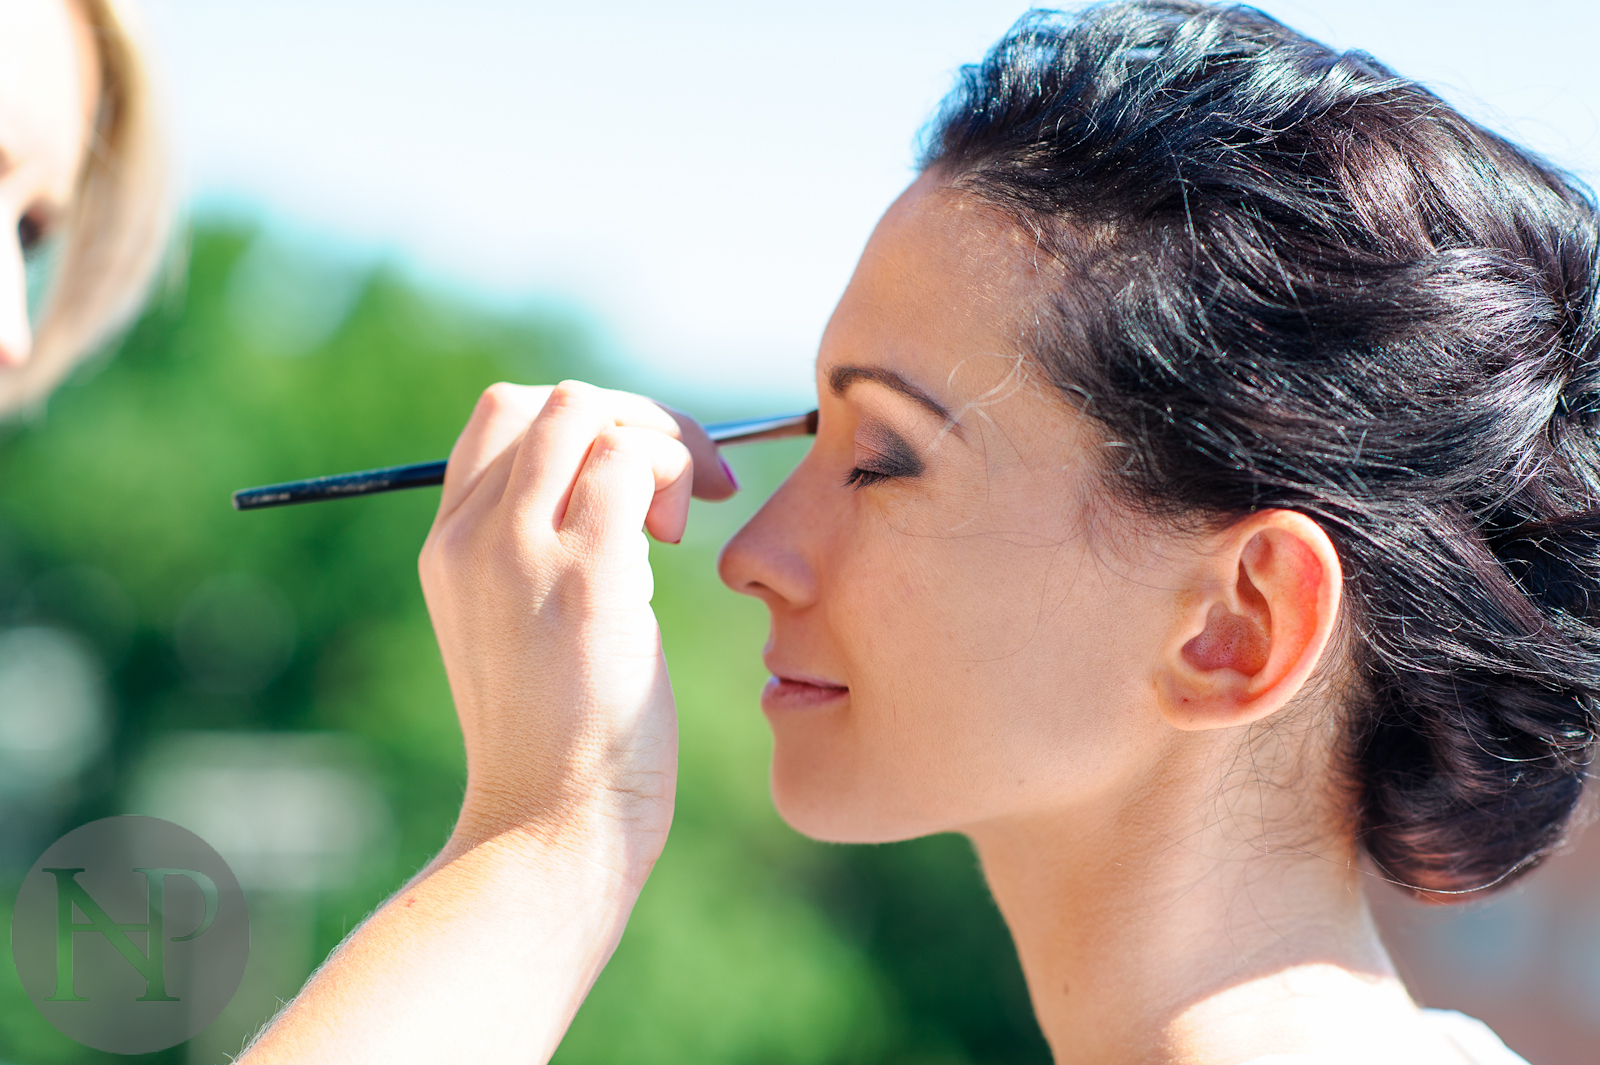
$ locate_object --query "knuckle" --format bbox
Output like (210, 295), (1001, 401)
(592, 424), (627, 448)
(547, 380), (597, 412)
(589, 426), (644, 466)
(476, 382), (551, 424)
(478, 381), (518, 413)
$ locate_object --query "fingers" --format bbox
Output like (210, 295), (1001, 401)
(497, 383), (675, 531)
(659, 405), (739, 502)
(441, 381), (741, 540)
(440, 384), (552, 518)
(562, 426), (696, 549)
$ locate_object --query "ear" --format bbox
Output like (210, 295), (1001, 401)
(1156, 510), (1343, 731)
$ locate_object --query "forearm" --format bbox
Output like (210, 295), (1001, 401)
(240, 822), (648, 1065)
(241, 382), (714, 1061)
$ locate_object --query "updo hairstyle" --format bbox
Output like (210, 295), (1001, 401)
(922, 1), (1600, 897)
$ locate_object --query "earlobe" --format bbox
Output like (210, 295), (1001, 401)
(1158, 512), (1342, 732)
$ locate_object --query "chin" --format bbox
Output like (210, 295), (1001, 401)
(767, 748), (954, 845)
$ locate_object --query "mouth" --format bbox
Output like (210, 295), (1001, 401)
(762, 673), (849, 711)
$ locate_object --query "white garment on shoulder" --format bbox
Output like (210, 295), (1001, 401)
(1236, 1009), (1529, 1065)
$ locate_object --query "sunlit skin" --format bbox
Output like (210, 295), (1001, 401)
(244, 183), (1474, 1062)
(720, 176), (1161, 842)
(717, 173), (1474, 1064)
(718, 174), (1338, 843)
(0, 1), (1487, 1060)
(0, 0), (98, 368)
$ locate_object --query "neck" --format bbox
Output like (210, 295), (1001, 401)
(965, 736), (1421, 1064)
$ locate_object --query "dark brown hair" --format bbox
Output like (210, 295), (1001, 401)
(923, 1), (1600, 896)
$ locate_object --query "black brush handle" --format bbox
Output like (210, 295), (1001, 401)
(232, 460), (449, 510)
(233, 409), (817, 511)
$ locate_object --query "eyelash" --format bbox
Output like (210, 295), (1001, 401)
(843, 466), (893, 489)
(843, 441), (923, 490)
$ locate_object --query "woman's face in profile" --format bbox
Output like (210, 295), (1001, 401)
(0, 0), (98, 368)
(720, 175), (1194, 843)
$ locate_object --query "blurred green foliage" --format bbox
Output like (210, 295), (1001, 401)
(0, 223), (1048, 1064)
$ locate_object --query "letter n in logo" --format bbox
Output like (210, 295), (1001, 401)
(43, 867), (219, 1003)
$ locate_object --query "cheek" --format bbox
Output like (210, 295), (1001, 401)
(766, 458), (1171, 841)
(838, 502), (1085, 697)
(818, 506), (1140, 813)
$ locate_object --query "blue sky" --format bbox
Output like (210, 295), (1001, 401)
(142, 1), (1600, 404)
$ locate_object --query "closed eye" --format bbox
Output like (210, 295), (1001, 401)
(843, 466), (893, 489)
(843, 426), (924, 490)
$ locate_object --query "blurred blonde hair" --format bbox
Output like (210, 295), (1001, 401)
(0, 0), (172, 415)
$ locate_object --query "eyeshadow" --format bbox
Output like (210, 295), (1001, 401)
(857, 424), (924, 478)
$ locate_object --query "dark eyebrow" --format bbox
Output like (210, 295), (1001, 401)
(828, 365), (962, 435)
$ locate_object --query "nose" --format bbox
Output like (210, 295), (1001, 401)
(0, 226), (33, 369)
(717, 455), (825, 611)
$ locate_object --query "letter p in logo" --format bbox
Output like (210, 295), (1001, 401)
(13, 817), (249, 1054)
(44, 866), (220, 1003)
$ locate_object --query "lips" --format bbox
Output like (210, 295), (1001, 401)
(762, 674), (849, 711)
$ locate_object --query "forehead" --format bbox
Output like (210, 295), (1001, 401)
(0, 0), (96, 202)
(821, 173), (1060, 396)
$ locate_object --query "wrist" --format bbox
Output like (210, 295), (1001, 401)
(441, 791), (671, 893)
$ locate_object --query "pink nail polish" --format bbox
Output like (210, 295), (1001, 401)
(719, 456), (740, 491)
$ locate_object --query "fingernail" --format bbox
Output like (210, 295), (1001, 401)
(719, 456), (740, 491)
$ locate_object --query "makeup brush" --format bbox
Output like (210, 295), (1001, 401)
(232, 410), (818, 511)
